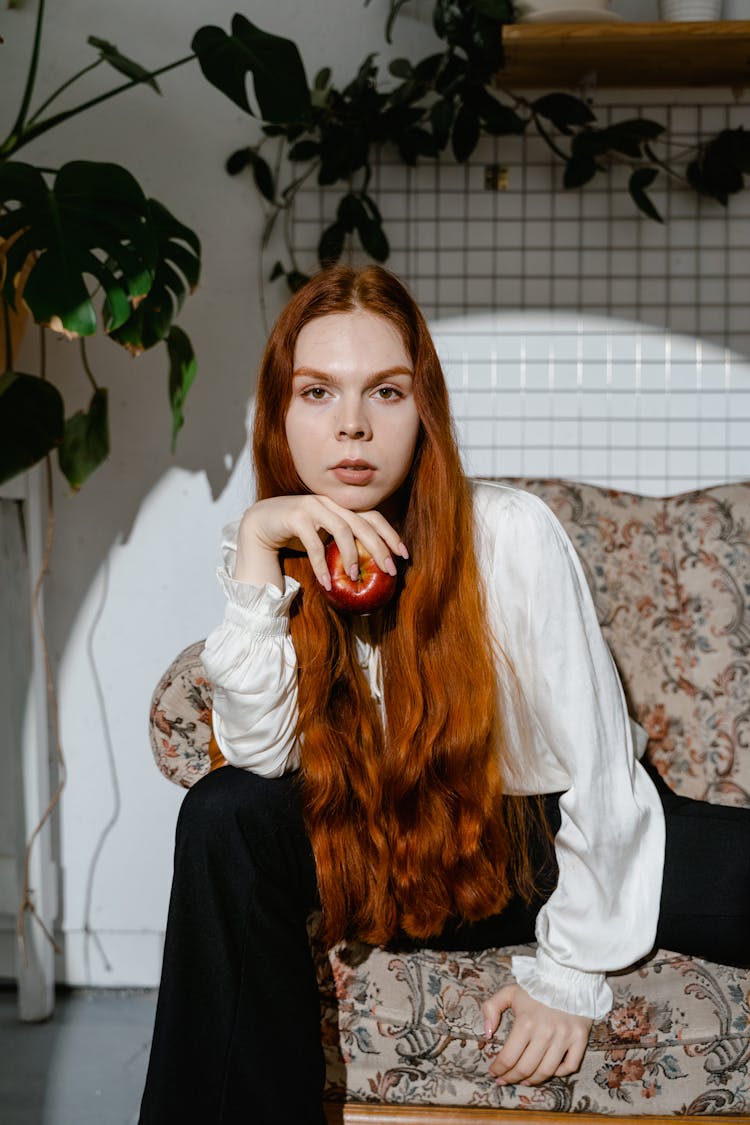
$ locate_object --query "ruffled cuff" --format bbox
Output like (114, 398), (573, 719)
(510, 949), (613, 1020)
(215, 568), (300, 633)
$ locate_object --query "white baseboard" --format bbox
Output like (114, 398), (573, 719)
(60, 929), (164, 988)
(0, 923), (164, 989)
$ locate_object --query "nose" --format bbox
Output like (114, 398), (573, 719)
(336, 401), (372, 440)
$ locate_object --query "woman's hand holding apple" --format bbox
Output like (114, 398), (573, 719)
(235, 494), (408, 599)
(323, 538), (398, 612)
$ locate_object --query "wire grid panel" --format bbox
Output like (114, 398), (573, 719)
(431, 312), (749, 494)
(288, 94), (750, 495)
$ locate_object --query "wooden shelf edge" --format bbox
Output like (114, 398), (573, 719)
(497, 19), (750, 88)
(503, 19), (750, 44)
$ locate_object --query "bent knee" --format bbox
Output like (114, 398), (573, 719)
(177, 764), (302, 844)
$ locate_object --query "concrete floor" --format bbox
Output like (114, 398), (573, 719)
(0, 985), (157, 1125)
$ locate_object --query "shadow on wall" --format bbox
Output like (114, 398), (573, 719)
(9, 314), (261, 987)
(49, 435), (255, 987)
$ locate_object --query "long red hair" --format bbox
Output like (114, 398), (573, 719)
(253, 265), (540, 947)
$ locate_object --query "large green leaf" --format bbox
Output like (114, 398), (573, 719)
(167, 326), (197, 453)
(58, 387), (109, 490)
(192, 14), (311, 125)
(0, 370), (65, 483)
(0, 160), (157, 337)
(107, 198), (201, 353)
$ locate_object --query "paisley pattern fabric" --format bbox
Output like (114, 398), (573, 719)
(148, 639), (214, 789)
(149, 480), (750, 1114)
(502, 480), (750, 807)
(317, 940), (750, 1115)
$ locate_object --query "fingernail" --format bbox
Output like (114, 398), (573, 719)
(398, 541), (409, 559)
(349, 564), (359, 581)
(320, 573), (332, 591)
(496, 1078), (507, 1087)
(484, 1020), (493, 1040)
(383, 557), (397, 576)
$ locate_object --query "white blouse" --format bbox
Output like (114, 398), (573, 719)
(200, 480), (666, 1020)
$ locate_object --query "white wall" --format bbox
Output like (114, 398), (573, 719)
(0, 0), (441, 986)
(3, 0), (747, 987)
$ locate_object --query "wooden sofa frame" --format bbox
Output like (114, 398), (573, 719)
(323, 1108), (748, 1124)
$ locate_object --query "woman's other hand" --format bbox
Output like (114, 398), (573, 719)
(235, 494), (408, 592)
(482, 984), (592, 1087)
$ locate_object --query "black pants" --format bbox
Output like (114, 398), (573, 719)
(138, 763), (750, 1125)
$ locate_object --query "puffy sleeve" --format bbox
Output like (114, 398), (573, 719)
(481, 487), (666, 1020)
(199, 519), (302, 777)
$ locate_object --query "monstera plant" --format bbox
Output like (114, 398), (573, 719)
(5, 0), (747, 488)
(0, 3), (205, 489)
(0, 2), (310, 490)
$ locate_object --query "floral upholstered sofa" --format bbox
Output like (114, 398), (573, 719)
(149, 479), (750, 1122)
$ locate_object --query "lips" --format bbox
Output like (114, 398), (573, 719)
(332, 459), (376, 485)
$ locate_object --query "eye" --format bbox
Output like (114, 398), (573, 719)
(301, 386), (329, 400)
(375, 386), (404, 401)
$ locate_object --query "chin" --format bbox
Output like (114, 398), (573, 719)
(331, 485), (388, 511)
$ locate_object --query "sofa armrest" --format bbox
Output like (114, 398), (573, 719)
(148, 640), (214, 789)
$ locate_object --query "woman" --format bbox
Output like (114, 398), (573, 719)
(139, 265), (749, 1125)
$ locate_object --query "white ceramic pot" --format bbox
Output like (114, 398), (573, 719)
(659, 0), (722, 17)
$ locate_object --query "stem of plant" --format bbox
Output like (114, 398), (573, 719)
(2, 54), (196, 158)
(257, 137), (287, 334)
(643, 142), (688, 185)
(530, 111), (570, 163)
(25, 59), (104, 128)
(281, 159), (321, 271)
(6, 0), (47, 147)
(79, 338), (99, 392)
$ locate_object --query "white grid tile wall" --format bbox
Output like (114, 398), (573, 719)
(289, 93), (750, 495)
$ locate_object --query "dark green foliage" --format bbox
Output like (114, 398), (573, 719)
(107, 198), (201, 352)
(58, 387), (109, 491)
(0, 371), (65, 484)
(216, 4), (743, 297)
(687, 128), (750, 204)
(192, 14), (311, 124)
(167, 326), (197, 453)
(0, 161), (156, 337)
(629, 168), (663, 223)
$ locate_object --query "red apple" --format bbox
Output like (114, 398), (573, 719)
(323, 539), (398, 614)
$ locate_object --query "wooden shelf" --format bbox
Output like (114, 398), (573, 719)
(497, 20), (750, 88)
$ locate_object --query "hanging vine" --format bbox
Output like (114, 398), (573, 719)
(216, 0), (750, 295)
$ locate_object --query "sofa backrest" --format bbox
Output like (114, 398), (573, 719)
(496, 479), (750, 807)
(149, 479), (750, 806)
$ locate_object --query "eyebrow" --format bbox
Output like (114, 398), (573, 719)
(292, 365), (413, 383)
